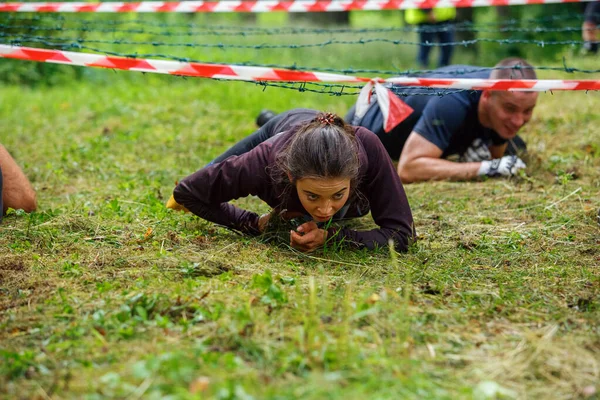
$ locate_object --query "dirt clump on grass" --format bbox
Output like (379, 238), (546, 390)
(0, 256), (56, 312)
(0, 256), (29, 286)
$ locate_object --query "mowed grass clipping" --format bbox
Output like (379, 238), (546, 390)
(1, 13), (600, 400)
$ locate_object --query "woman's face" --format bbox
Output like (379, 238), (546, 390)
(295, 177), (351, 222)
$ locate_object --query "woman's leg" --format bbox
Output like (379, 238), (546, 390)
(209, 112), (289, 165)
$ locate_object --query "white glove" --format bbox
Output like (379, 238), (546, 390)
(460, 138), (492, 162)
(478, 155), (526, 177)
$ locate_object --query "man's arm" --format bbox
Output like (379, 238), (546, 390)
(0, 145), (37, 213)
(397, 132), (481, 183)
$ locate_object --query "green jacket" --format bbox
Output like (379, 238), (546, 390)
(405, 8), (456, 25)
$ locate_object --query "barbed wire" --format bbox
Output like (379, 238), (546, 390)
(2, 37), (597, 77)
(0, 21), (594, 37)
(2, 32), (589, 51)
(239, 80), (473, 96)
(1, 8), (597, 96)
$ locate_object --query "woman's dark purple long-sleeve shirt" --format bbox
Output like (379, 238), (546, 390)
(174, 116), (415, 251)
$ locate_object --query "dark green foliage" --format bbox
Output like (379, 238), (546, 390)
(474, 4), (586, 64)
(0, 12), (84, 84)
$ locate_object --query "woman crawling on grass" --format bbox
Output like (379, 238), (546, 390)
(168, 109), (415, 252)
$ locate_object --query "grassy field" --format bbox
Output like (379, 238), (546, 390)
(1, 11), (600, 400)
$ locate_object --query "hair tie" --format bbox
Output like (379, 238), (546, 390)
(317, 113), (336, 126)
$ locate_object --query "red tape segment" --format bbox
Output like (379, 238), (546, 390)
(0, 0), (588, 13)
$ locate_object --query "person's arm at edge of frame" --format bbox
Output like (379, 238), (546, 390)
(327, 129), (416, 251)
(0, 144), (37, 214)
(397, 132), (483, 183)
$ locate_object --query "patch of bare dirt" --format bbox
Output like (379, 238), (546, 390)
(0, 256), (55, 312)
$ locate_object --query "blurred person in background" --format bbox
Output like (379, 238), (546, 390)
(405, 7), (457, 68)
(582, 1), (599, 54)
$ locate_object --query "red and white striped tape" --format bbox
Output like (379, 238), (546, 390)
(0, 0), (588, 13)
(1, 45), (599, 91)
(0, 45), (362, 82)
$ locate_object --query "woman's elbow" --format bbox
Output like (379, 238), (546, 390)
(173, 182), (191, 205)
(395, 225), (417, 252)
(395, 233), (414, 252)
(173, 181), (203, 213)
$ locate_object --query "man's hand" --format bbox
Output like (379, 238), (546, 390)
(290, 221), (327, 252)
(460, 138), (492, 163)
(478, 155), (526, 178)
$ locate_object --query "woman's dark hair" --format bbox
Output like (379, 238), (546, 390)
(274, 112), (361, 192)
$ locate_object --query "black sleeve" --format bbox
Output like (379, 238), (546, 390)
(173, 146), (272, 235)
(490, 131), (508, 146)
